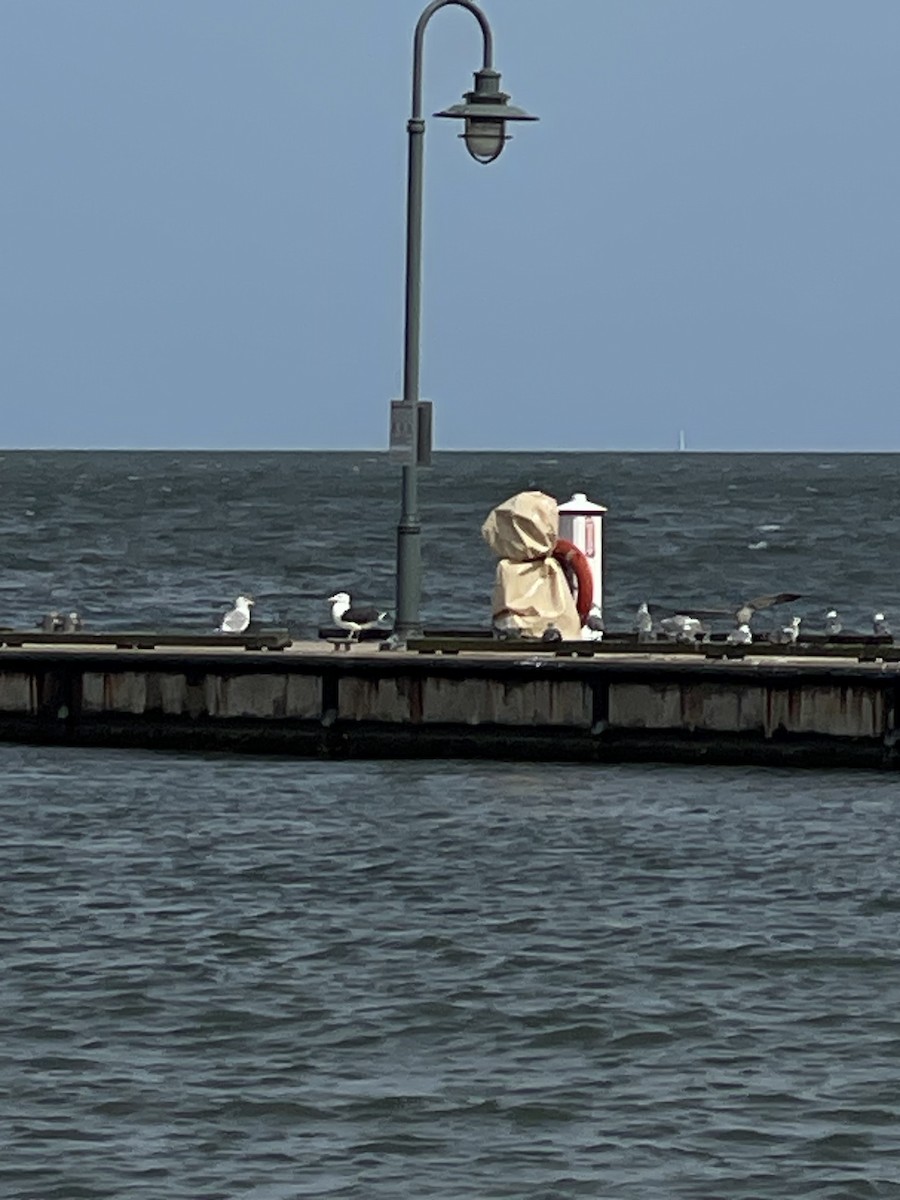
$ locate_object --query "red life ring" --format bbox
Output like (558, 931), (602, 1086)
(553, 538), (593, 622)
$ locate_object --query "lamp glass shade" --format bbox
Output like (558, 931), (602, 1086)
(462, 118), (506, 164)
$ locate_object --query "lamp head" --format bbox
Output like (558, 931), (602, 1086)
(434, 68), (537, 164)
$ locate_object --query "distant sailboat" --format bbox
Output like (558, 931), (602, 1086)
(678, 429), (687, 452)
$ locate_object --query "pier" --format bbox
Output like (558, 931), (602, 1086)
(1, 633), (899, 768)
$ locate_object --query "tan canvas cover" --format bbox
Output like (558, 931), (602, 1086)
(481, 491), (581, 640)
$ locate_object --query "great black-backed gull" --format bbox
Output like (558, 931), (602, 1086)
(874, 612), (892, 637)
(824, 609), (842, 636)
(220, 595), (254, 633)
(328, 592), (389, 639)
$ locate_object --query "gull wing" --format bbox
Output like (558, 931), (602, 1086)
(746, 592), (803, 612)
(345, 605), (385, 625)
(677, 606), (733, 620)
(647, 602), (732, 620)
(220, 608), (249, 633)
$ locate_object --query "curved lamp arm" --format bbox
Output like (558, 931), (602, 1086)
(402, 0), (498, 414)
(411, 0), (494, 120)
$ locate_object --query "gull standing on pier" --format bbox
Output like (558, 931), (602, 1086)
(727, 623), (753, 645)
(770, 615), (801, 645)
(634, 602), (653, 641)
(328, 592), (389, 640)
(582, 605), (604, 641)
(659, 614), (705, 643)
(220, 595), (254, 633)
(873, 612), (892, 637)
(824, 609), (842, 636)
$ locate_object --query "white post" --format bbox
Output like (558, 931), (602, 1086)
(557, 491), (608, 620)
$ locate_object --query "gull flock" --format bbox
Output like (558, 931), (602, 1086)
(36, 590), (892, 648)
(636, 593), (891, 646)
(211, 589), (889, 647)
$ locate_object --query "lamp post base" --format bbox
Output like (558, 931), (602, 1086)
(394, 464), (423, 645)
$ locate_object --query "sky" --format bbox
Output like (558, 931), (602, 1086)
(1, 0), (899, 451)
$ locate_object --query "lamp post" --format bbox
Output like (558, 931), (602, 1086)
(391, 0), (537, 644)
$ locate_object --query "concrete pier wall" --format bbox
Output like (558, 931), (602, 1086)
(0, 645), (897, 767)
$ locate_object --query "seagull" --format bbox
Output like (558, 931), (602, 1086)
(61, 612), (82, 633)
(582, 605), (604, 641)
(824, 609), (842, 636)
(726, 622), (753, 645)
(873, 612), (892, 637)
(734, 592), (803, 627)
(328, 592), (389, 640)
(659, 614), (705, 643)
(220, 594), (254, 633)
(634, 602), (653, 641)
(674, 592), (803, 630)
(770, 615), (801, 645)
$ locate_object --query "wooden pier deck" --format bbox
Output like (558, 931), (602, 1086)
(0, 629), (899, 767)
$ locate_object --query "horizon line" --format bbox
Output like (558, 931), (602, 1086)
(0, 445), (898, 455)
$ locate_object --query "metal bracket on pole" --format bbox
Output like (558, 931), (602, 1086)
(389, 400), (433, 466)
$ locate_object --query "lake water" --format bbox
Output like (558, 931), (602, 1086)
(2, 451), (899, 1197)
(2, 448), (897, 634)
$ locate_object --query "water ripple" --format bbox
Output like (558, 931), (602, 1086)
(1, 748), (899, 1196)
